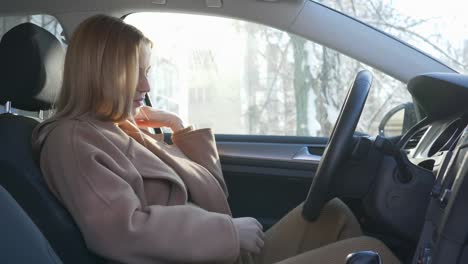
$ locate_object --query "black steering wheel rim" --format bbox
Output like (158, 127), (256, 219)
(302, 70), (373, 221)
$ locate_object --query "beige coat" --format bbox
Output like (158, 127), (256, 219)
(32, 114), (240, 264)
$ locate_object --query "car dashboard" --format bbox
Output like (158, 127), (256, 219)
(402, 72), (468, 181)
(398, 72), (468, 263)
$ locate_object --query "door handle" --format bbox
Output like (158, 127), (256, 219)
(292, 146), (321, 162)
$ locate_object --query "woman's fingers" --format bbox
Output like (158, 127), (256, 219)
(252, 245), (262, 255)
(256, 236), (265, 248)
(254, 219), (263, 230)
(135, 119), (165, 128)
(233, 217), (265, 254)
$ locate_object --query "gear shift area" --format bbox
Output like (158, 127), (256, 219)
(346, 251), (382, 264)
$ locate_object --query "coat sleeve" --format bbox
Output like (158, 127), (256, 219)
(39, 121), (239, 264)
(171, 127), (229, 196)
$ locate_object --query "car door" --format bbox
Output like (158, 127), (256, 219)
(216, 135), (325, 229)
(125, 12), (413, 229)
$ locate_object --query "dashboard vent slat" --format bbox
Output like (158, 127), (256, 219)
(404, 128), (428, 150)
(428, 118), (467, 156)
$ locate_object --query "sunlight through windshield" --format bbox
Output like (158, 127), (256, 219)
(318, 0), (468, 74)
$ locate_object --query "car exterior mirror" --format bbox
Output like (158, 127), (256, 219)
(379, 102), (417, 137)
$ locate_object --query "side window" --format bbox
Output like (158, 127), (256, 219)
(0, 14), (65, 117)
(125, 13), (412, 136)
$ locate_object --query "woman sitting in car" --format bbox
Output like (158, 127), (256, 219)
(32, 14), (399, 264)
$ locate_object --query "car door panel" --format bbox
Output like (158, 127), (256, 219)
(216, 135), (327, 229)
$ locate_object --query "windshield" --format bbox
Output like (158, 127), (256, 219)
(318, 0), (468, 74)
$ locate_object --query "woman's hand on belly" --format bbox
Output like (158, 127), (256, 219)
(233, 217), (265, 254)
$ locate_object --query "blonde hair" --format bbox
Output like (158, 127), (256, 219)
(55, 14), (152, 122)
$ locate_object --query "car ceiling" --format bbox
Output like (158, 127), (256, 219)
(0, 0), (456, 83)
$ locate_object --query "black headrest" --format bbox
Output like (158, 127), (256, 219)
(0, 23), (65, 111)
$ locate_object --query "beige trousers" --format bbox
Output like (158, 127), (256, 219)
(238, 198), (401, 264)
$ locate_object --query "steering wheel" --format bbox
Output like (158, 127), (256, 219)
(302, 70), (373, 221)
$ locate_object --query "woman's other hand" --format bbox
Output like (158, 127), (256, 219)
(134, 106), (185, 132)
(232, 217), (265, 254)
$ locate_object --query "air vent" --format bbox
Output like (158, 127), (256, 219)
(404, 127), (428, 150)
(428, 119), (467, 156)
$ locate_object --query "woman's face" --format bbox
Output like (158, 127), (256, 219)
(132, 44), (152, 115)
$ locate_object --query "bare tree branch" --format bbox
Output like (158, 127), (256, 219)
(256, 38), (292, 116)
(375, 21), (467, 68)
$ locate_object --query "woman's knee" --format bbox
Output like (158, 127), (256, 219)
(318, 198), (362, 239)
(275, 236), (401, 264)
